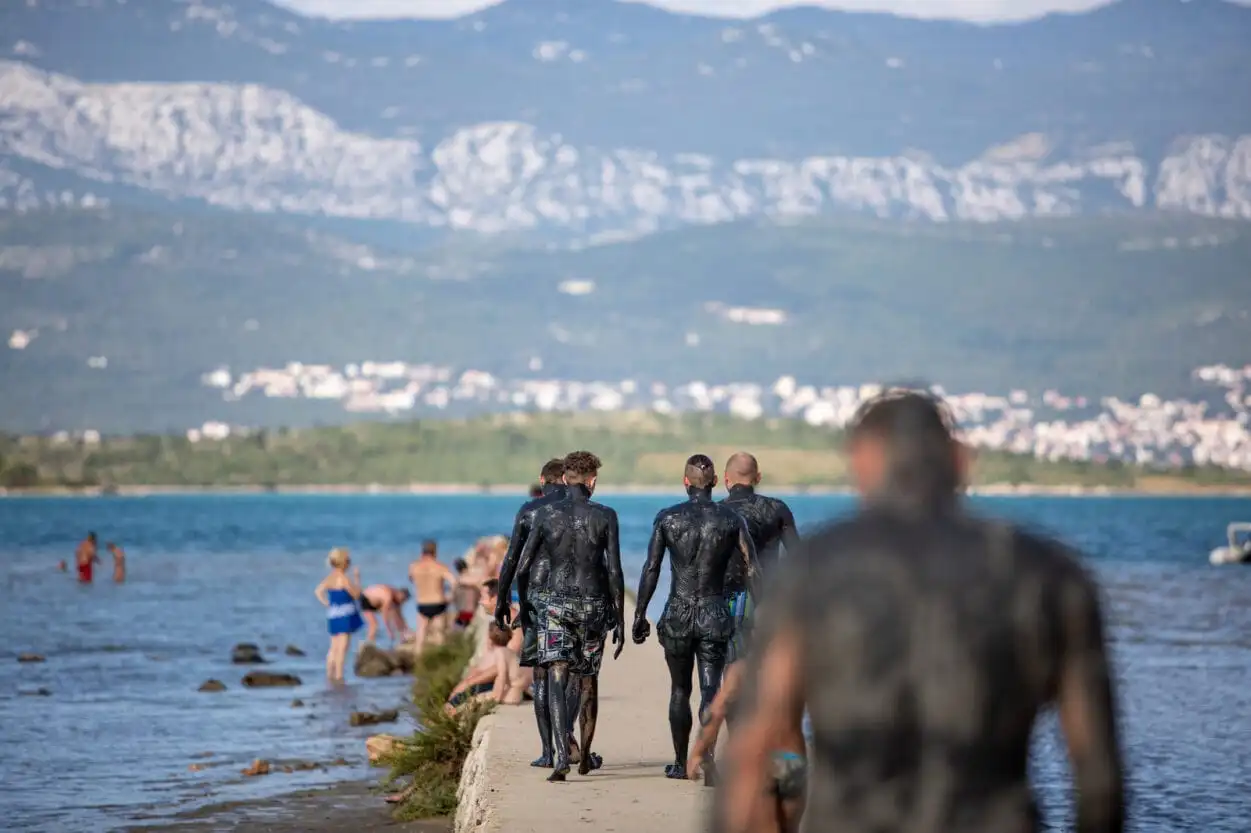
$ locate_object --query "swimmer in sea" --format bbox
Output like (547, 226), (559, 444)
(715, 389), (1125, 833)
(107, 542), (126, 583)
(633, 454), (760, 781)
(496, 457), (588, 769)
(514, 451), (626, 781)
(75, 532), (100, 583)
(408, 540), (456, 648)
(359, 584), (412, 644)
(315, 547), (364, 683)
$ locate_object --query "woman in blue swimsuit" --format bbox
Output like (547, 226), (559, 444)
(315, 547), (364, 683)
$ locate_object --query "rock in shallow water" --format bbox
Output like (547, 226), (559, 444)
(241, 671), (302, 688)
(198, 679), (227, 692)
(284, 645), (306, 657)
(354, 644), (414, 677)
(241, 759), (270, 777)
(349, 709), (399, 727)
(17, 653), (45, 663)
(231, 643), (266, 664)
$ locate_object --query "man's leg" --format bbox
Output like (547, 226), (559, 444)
(663, 645), (696, 779)
(362, 610), (378, 644)
(546, 661), (573, 781)
(693, 639), (728, 784)
(576, 672), (600, 775)
(530, 666), (554, 767)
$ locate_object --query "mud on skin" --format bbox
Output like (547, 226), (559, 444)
(719, 483), (800, 593)
(516, 483), (625, 782)
(634, 485), (760, 780)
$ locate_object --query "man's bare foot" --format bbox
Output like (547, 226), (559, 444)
(530, 754), (553, 768)
(547, 764), (570, 783)
(664, 762), (688, 779)
(568, 736), (581, 765)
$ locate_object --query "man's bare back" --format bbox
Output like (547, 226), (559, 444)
(409, 558), (454, 606)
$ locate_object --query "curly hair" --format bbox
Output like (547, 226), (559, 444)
(562, 450), (603, 484)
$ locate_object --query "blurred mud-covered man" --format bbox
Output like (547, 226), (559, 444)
(716, 389), (1125, 833)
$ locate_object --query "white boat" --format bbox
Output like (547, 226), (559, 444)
(1210, 522), (1251, 565)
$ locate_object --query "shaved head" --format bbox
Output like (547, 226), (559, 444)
(724, 451), (761, 487)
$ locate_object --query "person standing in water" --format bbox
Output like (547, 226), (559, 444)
(359, 584), (412, 644)
(107, 542), (126, 583)
(716, 390), (1125, 833)
(315, 547), (363, 683)
(408, 540), (456, 648)
(75, 532), (99, 583)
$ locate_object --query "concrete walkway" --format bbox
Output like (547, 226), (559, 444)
(456, 603), (714, 833)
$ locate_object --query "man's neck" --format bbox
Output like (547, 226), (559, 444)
(726, 482), (755, 496)
(687, 486), (714, 501)
(566, 482), (592, 500)
(540, 483), (564, 497)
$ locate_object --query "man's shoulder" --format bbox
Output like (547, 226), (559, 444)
(586, 499), (617, 518)
(653, 502), (684, 524)
(763, 493), (794, 515)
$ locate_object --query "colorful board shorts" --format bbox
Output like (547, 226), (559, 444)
(657, 594), (733, 666)
(771, 751), (807, 800)
(725, 590), (755, 665)
(533, 591), (612, 676)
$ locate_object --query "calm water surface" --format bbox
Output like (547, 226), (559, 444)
(1, 494), (1250, 831)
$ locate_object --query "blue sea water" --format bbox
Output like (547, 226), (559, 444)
(1, 493), (1250, 831)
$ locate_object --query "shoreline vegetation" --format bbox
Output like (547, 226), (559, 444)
(378, 631), (490, 823)
(3, 411), (1250, 496)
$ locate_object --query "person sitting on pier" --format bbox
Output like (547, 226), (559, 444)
(513, 451), (626, 782)
(496, 457), (589, 769)
(633, 453), (760, 780)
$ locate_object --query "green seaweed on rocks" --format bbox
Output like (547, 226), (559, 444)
(377, 631), (494, 821)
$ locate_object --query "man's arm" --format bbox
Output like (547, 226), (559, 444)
(496, 507), (531, 605)
(605, 509), (626, 657)
(1057, 570), (1125, 833)
(737, 516), (762, 600)
(633, 516), (667, 632)
(778, 502), (801, 556)
(503, 524), (543, 625)
(720, 619), (805, 833)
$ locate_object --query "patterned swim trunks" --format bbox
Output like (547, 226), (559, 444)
(657, 594), (733, 665)
(725, 590), (755, 665)
(533, 591), (612, 676)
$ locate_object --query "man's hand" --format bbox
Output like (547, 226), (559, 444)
(612, 622), (625, 659)
(632, 618), (651, 645)
(493, 602), (511, 631)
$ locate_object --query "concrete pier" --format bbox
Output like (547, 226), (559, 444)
(455, 603), (713, 833)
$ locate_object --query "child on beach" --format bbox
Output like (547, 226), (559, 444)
(315, 547), (363, 683)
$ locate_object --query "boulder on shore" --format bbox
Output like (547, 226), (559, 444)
(349, 709), (399, 727)
(354, 644), (413, 678)
(17, 653), (45, 663)
(241, 671), (302, 688)
(198, 679), (227, 692)
(231, 643), (266, 664)
(366, 734), (404, 763)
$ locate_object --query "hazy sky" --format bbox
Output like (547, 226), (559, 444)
(270, 0), (1190, 24)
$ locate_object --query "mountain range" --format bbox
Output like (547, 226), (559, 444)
(3, 0), (1251, 432)
(0, 0), (1249, 236)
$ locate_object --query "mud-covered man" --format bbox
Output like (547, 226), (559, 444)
(633, 453), (760, 781)
(717, 390), (1125, 833)
(515, 450), (626, 782)
(496, 457), (589, 769)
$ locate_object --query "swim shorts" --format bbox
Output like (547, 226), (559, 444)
(533, 591), (612, 676)
(657, 595), (733, 665)
(771, 751), (807, 801)
(725, 590), (755, 665)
